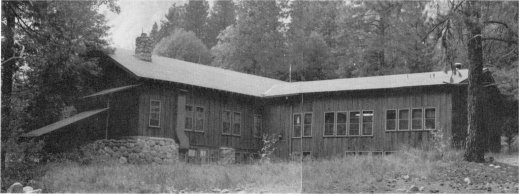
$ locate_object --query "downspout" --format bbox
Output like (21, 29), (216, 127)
(300, 93), (304, 158)
(105, 96), (111, 139)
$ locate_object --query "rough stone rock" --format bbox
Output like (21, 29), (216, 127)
(119, 156), (128, 164)
(23, 186), (33, 193)
(408, 185), (419, 192)
(7, 182), (23, 193)
(221, 189), (230, 193)
(418, 186), (424, 191)
(464, 177), (472, 185)
(402, 175), (410, 181)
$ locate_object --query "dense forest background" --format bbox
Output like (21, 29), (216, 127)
(1, 0), (517, 168)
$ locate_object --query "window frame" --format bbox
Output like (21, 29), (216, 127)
(148, 99), (161, 128)
(361, 110), (374, 136)
(184, 105), (194, 131)
(411, 108), (424, 130)
(323, 111), (336, 137)
(194, 106), (206, 132)
(222, 110), (232, 135)
(253, 114), (263, 138)
(232, 111), (242, 136)
(302, 112), (313, 137)
(348, 110), (361, 136)
(323, 111), (349, 137)
(398, 108), (410, 131)
(385, 109), (397, 131)
(292, 113), (303, 138)
(336, 111), (348, 137)
(424, 107), (437, 130)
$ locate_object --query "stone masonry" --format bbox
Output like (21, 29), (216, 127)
(86, 136), (179, 164)
(135, 33), (153, 62)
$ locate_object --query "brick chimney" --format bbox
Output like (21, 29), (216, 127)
(135, 33), (153, 62)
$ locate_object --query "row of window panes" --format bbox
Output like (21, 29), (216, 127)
(185, 105), (205, 131)
(324, 111), (373, 137)
(253, 115), (263, 138)
(222, 110), (241, 136)
(293, 113), (312, 138)
(386, 108), (436, 131)
(149, 100), (161, 127)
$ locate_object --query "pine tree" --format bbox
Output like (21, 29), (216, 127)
(211, 0), (286, 77)
(206, 0), (236, 49)
(184, 0), (209, 42)
(150, 22), (159, 45)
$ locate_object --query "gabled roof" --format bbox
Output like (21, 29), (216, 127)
(22, 108), (108, 137)
(263, 70), (468, 97)
(108, 48), (469, 98)
(109, 49), (286, 97)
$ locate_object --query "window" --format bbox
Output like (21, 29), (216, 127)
(337, 112), (347, 136)
(398, 109), (409, 130)
(185, 105), (193, 130)
(303, 113), (312, 137)
(386, 110), (396, 131)
(232, 112), (241, 136)
(195, 106), (205, 131)
(253, 115), (262, 138)
(324, 112), (335, 136)
(222, 110), (231, 134)
(412, 108), (423, 130)
(293, 114), (302, 138)
(362, 111), (373, 136)
(349, 111), (360, 135)
(149, 100), (161, 127)
(425, 108), (436, 130)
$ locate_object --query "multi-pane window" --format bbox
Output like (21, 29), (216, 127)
(324, 112), (348, 136)
(195, 107), (205, 131)
(412, 108), (423, 130)
(386, 110), (396, 131)
(425, 108), (436, 130)
(324, 112), (335, 136)
(253, 115), (262, 138)
(303, 113), (312, 137)
(349, 111), (360, 136)
(149, 100), (161, 127)
(337, 112), (347, 136)
(232, 112), (241, 135)
(398, 109), (409, 130)
(362, 111), (374, 135)
(293, 114), (302, 138)
(185, 105), (194, 130)
(222, 110), (231, 134)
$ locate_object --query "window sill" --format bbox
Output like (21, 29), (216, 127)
(385, 129), (433, 132)
(222, 134), (241, 137)
(186, 130), (205, 133)
(148, 126), (161, 129)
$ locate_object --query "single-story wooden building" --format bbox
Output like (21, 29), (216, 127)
(24, 33), (501, 159)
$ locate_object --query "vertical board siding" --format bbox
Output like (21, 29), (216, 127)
(265, 87), (454, 159)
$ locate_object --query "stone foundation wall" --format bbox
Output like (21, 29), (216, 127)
(85, 136), (179, 164)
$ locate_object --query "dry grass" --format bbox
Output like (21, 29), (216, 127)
(41, 160), (301, 193)
(38, 148), (465, 193)
(302, 148), (464, 192)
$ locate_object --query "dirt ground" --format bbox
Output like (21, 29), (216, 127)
(385, 161), (519, 193)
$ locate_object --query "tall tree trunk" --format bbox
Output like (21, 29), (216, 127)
(1, 1), (16, 171)
(463, 1), (485, 162)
